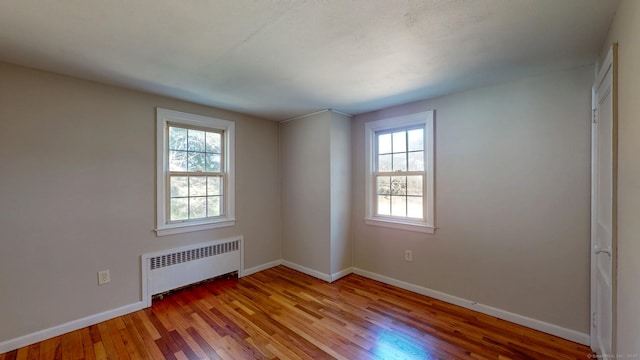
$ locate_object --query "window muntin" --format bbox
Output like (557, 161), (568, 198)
(156, 108), (235, 236)
(365, 111), (434, 234)
(167, 124), (224, 222)
(374, 127), (425, 219)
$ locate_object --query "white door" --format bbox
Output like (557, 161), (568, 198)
(591, 45), (617, 355)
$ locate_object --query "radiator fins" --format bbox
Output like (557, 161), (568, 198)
(149, 240), (240, 270)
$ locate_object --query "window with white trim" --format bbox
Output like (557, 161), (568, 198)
(365, 111), (435, 233)
(156, 108), (235, 236)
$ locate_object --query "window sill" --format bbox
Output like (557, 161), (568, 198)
(155, 218), (236, 237)
(365, 217), (435, 234)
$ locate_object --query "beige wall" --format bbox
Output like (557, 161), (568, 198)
(0, 41), (604, 346)
(280, 110), (353, 278)
(600, 0), (640, 354)
(280, 112), (332, 275)
(352, 65), (593, 333)
(330, 112), (353, 276)
(0, 62), (281, 342)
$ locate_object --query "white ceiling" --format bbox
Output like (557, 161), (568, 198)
(0, 0), (619, 121)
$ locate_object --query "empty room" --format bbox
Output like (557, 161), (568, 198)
(1, 0), (639, 359)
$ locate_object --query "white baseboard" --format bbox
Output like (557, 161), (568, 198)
(352, 268), (590, 346)
(212, 258), (355, 283)
(0, 264), (589, 354)
(243, 259), (283, 277)
(0, 256), (283, 354)
(0, 301), (146, 354)
(331, 267), (353, 282)
(281, 261), (331, 282)
(245, 260), (350, 283)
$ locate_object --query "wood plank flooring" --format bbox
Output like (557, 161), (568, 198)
(0, 266), (593, 359)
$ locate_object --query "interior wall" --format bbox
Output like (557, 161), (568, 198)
(0, 62), (281, 343)
(599, 0), (640, 354)
(352, 65), (593, 333)
(330, 112), (353, 276)
(280, 112), (331, 275)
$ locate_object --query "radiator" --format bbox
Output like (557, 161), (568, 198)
(141, 236), (243, 306)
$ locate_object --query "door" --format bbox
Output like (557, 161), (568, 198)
(591, 44), (617, 355)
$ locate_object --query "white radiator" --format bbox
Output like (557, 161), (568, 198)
(141, 236), (243, 306)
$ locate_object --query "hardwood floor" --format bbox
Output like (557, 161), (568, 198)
(1, 266), (593, 359)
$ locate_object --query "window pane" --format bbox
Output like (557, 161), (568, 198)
(169, 150), (187, 171)
(392, 131), (406, 153)
(207, 196), (221, 217)
(408, 129), (424, 151)
(378, 154), (392, 172)
(189, 197), (206, 218)
(377, 195), (391, 216)
(366, 115), (432, 227)
(189, 176), (206, 196)
(376, 176), (391, 195)
(188, 152), (205, 172)
(391, 196), (407, 217)
(206, 132), (222, 153)
(169, 127), (187, 150)
(206, 153), (221, 172)
(378, 133), (392, 154)
(170, 198), (188, 221)
(408, 151), (424, 171)
(391, 176), (406, 196)
(407, 196), (423, 219)
(208, 176), (221, 196)
(188, 129), (205, 152)
(170, 176), (188, 197)
(392, 153), (407, 172)
(407, 176), (423, 196)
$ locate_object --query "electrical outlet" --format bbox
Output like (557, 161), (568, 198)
(98, 270), (111, 285)
(405, 250), (413, 262)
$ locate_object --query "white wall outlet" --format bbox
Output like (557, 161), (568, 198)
(98, 270), (111, 285)
(405, 250), (413, 262)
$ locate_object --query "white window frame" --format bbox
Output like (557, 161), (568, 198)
(155, 108), (235, 236)
(364, 111), (435, 234)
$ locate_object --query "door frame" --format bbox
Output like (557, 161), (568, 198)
(590, 43), (618, 354)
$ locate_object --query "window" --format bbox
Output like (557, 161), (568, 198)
(365, 111), (435, 233)
(156, 108), (235, 236)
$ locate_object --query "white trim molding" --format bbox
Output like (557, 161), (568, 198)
(243, 260), (352, 282)
(352, 268), (590, 346)
(0, 301), (146, 354)
(280, 109), (353, 123)
(281, 261), (332, 282)
(364, 217), (436, 234)
(155, 108), (236, 236)
(243, 259), (283, 277)
(261, 262), (588, 344)
(364, 111), (436, 234)
(0, 262), (588, 354)
(330, 267), (353, 282)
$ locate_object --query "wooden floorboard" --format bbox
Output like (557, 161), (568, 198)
(1, 266), (593, 359)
